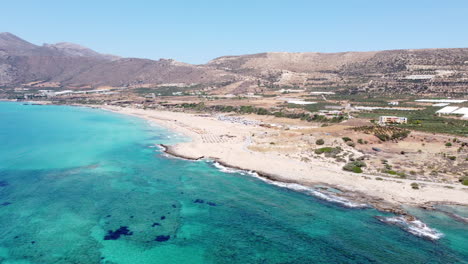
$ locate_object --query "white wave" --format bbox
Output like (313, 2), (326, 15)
(147, 121), (160, 127)
(378, 216), (444, 240)
(211, 161), (255, 176)
(160, 153), (188, 160)
(154, 144), (166, 151)
(210, 161), (367, 208)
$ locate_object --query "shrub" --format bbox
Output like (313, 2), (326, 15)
(411, 183), (420, 189)
(357, 139), (364, 144)
(314, 147), (342, 157)
(397, 172), (406, 178)
(445, 142), (452, 147)
(343, 161), (366, 173)
(459, 176), (468, 186)
(352, 160), (367, 168)
(316, 139), (325, 145)
(448, 156), (456, 161)
(342, 137), (352, 142)
(315, 147), (333, 154)
(346, 141), (356, 147)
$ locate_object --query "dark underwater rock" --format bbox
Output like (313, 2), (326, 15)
(154, 235), (170, 242)
(104, 226), (133, 240)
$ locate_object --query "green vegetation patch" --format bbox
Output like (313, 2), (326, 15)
(352, 126), (410, 141)
(343, 161), (366, 173)
(357, 107), (468, 137)
(459, 176), (468, 186)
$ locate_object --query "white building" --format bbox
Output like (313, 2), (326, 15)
(379, 116), (408, 125)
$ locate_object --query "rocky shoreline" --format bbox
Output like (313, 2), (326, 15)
(156, 142), (468, 241)
(157, 144), (452, 217)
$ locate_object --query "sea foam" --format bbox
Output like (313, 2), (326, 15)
(377, 216), (444, 240)
(210, 161), (368, 208)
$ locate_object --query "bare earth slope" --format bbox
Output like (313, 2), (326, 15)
(1, 32), (468, 94)
(0, 32), (238, 88)
(208, 50), (468, 95)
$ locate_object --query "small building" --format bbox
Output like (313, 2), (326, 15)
(319, 110), (343, 117)
(379, 116), (407, 125)
(388, 101), (399, 106)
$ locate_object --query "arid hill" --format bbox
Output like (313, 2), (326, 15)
(0, 32), (238, 89)
(1, 32), (467, 95)
(208, 50), (468, 95)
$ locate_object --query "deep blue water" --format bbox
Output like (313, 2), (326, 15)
(0, 101), (467, 263)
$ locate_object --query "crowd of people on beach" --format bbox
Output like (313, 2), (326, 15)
(216, 114), (261, 126)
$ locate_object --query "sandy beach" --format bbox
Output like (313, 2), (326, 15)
(98, 105), (468, 209)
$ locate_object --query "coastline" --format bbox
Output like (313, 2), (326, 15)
(93, 104), (468, 213)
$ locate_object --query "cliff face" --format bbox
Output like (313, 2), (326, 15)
(1, 32), (467, 95)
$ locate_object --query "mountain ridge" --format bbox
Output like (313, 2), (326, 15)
(1, 32), (467, 95)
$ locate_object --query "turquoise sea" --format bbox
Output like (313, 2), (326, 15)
(0, 101), (467, 264)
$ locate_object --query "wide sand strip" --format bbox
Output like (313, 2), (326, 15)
(99, 105), (468, 207)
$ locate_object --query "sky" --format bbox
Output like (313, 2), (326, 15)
(1, 0), (468, 64)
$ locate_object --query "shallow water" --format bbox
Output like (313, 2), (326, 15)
(0, 102), (467, 264)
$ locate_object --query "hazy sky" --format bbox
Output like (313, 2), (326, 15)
(1, 0), (467, 64)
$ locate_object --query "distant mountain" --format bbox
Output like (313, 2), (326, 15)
(42, 42), (120, 61)
(0, 32), (37, 54)
(0, 32), (238, 89)
(1, 32), (467, 95)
